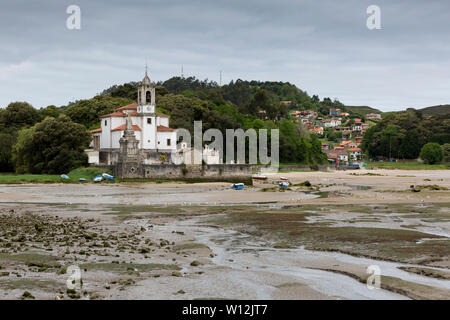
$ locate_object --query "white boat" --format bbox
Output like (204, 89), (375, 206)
(279, 182), (289, 188)
(60, 174), (69, 179)
(280, 177), (289, 181)
(102, 173), (115, 181)
(93, 176), (103, 183)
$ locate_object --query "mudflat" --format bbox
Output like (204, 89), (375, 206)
(0, 168), (449, 300)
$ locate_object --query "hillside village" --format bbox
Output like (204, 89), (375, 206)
(278, 103), (382, 166)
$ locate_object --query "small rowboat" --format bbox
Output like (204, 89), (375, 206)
(231, 183), (244, 190)
(102, 173), (115, 181)
(280, 177), (289, 181)
(93, 175), (103, 183)
(252, 174), (268, 181)
(279, 182), (289, 188)
(60, 174), (69, 180)
(79, 178), (87, 182)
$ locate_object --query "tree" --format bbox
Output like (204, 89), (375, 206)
(442, 144), (450, 163)
(420, 142), (443, 164)
(13, 116), (91, 174)
(399, 129), (421, 159)
(0, 133), (15, 172)
(65, 95), (134, 128)
(39, 105), (61, 119)
(0, 102), (40, 131)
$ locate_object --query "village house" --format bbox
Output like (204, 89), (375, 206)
(352, 121), (363, 132)
(309, 126), (324, 136)
(329, 108), (341, 116)
(340, 140), (358, 149)
(348, 147), (362, 161)
(322, 118), (342, 128)
(366, 113), (382, 121)
(324, 149), (348, 164)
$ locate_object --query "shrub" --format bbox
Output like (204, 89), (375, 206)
(420, 142), (444, 164)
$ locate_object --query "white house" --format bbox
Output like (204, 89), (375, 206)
(322, 118), (342, 128)
(348, 147), (362, 161)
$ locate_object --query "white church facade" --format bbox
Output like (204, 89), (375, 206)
(87, 71), (220, 166)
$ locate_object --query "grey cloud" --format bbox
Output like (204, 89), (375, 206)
(0, 0), (449, 110)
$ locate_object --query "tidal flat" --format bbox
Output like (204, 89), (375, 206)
(0, 169), (449, 300)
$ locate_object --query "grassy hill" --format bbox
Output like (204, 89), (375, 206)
(344, 105), (382, 117)
(417, 105), (450, 117)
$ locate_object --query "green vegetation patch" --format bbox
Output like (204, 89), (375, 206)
(0, 278), (63, 291)
(80, 262), (180, 274)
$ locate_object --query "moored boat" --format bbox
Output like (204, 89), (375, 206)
(231, 183), (245, 190)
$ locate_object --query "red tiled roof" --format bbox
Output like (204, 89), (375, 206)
(90, 128), (102, 133)
(348, 148), (361, 152)
(157, 125), (175, 132)
(116, 103), (137, 111)
(100, 111), (127, 118)
(111, 124), (141, 132)
(157, 113), (170, 118)
(340, 140), (353, 146)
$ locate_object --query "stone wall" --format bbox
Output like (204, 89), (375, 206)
(109, 162), (252, 183)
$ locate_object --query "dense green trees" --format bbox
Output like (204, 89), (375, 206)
(0, 102), (41, 131)
(0, 133), (15, 172)
(443, 144), (450, 163)
(420, 143), (444, 164)
(361, 109), (449, 160)
(65, 96), (134, 129)
(14, 116), (90, 174)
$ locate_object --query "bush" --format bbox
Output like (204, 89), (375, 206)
(13, 116), (90, 174)
(420, 142), (444, 164)
(443, 144), (450, 163)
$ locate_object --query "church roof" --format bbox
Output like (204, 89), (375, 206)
(157, 125), (175, 132)
(157, 113), (170, 118)
(116, 103), (137, 111)
(100, 111), (127, 118)
(90, 128), (102, 133)
(112, 124), (141, 132)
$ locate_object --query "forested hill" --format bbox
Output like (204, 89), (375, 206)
(100, 76), (314, 110)
(418, 105), (450, 117)
(344, 105), (383, 117)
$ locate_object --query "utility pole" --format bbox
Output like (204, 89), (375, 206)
(219, 70), (222, 87)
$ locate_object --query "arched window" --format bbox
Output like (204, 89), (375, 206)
(146, 91), (151, 104)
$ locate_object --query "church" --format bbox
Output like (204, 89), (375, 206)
(87, 71), (219, 166)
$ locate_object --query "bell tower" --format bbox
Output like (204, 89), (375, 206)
(137, 66), (156, 114)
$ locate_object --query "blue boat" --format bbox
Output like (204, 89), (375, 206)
(93, 175), (103, 183)
(79, 178), (87, 182)
(231, 183), (244, 190)
(102, 173), (115, 181)
(60, 174), (69, 180)
(279, 182), (289, 188)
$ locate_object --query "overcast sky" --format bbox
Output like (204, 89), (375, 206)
(1, 0), (449, 111)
